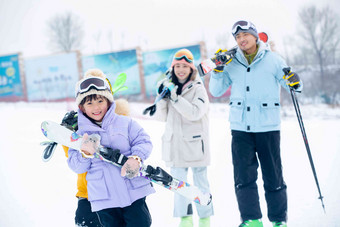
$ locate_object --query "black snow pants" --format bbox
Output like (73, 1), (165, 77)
(231, 130), (287, 222)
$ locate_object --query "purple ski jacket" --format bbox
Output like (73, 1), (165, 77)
(67, 102), (155, 212)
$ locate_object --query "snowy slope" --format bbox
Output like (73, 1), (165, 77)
(0, 102), (339, 227)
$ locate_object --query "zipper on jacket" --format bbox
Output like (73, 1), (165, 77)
(201, 140), (204, 154)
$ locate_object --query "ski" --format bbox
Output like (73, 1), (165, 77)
(197, 32), (269, 77)
(41, 120), (212, 206)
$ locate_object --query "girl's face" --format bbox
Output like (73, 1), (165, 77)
(174, 63), (191, 83)
(235, 32), (257, 55)
(81, 95), (109, 122)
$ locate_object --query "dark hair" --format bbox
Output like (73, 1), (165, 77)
(79, 94), (110, 106)
(171, 68), (193, 95)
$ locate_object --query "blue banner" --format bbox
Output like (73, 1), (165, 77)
(0, 54), (23, 98)
(142, 45), (202, 97)
(25, 52), (79, 101)
(82, 49), (140, 96)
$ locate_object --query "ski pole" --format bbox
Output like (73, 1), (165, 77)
(283, 68), (326, 213)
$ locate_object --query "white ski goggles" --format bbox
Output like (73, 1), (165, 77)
(75, 77), (111, 97)
(232, 20), (256, 36)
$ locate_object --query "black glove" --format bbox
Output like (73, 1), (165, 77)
(157, 82), (171, 99)
(212, 49), (233, 73)
(283, 69), (301, 90)
(213, 65), (225, 73)
(61, 110), (78, 131)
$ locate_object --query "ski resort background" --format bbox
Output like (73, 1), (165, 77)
(1, 41), (339, 105)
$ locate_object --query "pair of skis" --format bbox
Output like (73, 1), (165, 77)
(41, 120), (212, 206)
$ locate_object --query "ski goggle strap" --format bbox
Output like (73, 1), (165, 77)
(105, 78), (113, 94)
(76, 77), (111, 97)
(232, 20), (256, 36)
(174, 49), (194, 63)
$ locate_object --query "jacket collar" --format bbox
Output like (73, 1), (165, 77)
(236, 41), (270, 66)
(180, 75), (202, 95)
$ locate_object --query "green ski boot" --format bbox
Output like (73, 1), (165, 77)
(272, 221), (287, 227)
(239, 219), (263, 227)
(179, 216), (193, 227)
(199, 217), (210, 227)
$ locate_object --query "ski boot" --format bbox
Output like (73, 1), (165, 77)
(179, 216), (193, 227)
(272, 221), (287, 227)
(239, 219), (263, 227)
(199, 217), (210, 227)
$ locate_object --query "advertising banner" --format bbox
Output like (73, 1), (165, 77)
(25, 52), (79, 101)
(0, 54), (23, 98)
(142, 44), (202, 97)
(82, 49), (140, 96)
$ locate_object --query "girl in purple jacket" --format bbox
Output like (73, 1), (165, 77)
(67, 69), (155, 227)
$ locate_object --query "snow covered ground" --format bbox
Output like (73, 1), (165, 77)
(0, 101), (339, 227)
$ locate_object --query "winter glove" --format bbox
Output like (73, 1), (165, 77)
(157, 81), (171, 100)
(80, 133), (101, 156)
(61, 110), (78, 131)
(169, 85), (178, 103)
(162, 80), (178, 103)
(283, 70), (301, 90)
(212, 49), (233, 72)
(121, 156), (141, 179)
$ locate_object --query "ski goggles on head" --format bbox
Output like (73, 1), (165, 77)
(174, 49), (194, 63)
(75, 77), (111, 97)
(232, 20), (256, 36)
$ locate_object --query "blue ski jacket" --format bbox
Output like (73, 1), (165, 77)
(209, 41), (302, 132)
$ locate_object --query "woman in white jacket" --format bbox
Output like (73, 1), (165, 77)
(155, 49), (214, 227)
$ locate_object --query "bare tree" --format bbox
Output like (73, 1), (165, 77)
(46, 12), (84, 52)
(298, 6), (340, 77)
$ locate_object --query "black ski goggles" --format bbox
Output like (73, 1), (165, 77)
(75, 77), (111, 97)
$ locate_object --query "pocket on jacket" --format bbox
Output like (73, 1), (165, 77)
(229, 99), (244, 123)
(259, 101), (281, 126)
(182, 134), (204, 162)
(126, 177), (150, 190)
(86, 170), (109, 202)
(161, 131), (173, 162)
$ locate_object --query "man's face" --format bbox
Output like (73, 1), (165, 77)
(235, 32), (257, 54)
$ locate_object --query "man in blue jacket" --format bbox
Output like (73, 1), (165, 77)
(209, 20), (302, 227)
